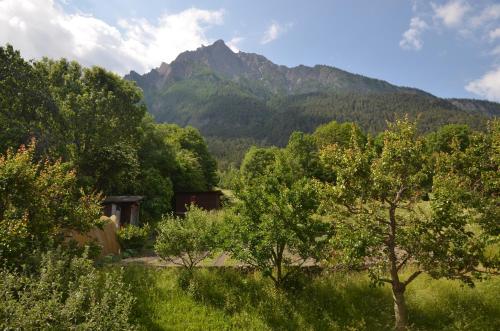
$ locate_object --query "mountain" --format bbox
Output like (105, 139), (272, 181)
(125, 40), (500, 167)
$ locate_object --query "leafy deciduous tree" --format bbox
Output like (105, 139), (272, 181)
(320, 118), (491, 330)
(0, 142), (102, 265)
(155, 205), (220, 272)
(228, 150), (331, 287)
(0, 45), (62, 155)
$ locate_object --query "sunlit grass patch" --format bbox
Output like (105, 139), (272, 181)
(118, 265), (499, 331)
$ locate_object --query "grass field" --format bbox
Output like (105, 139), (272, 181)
(118, 265), (500, 331)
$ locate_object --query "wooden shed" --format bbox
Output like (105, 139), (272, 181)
(102, 196), (144, 228)
(174, 191), (223, 215)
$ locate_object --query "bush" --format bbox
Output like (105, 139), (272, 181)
(117, 224), (151, 251)
(0, 142), (102, 267)
(0, 248), (137, 330)
(155, 205), (220, 271)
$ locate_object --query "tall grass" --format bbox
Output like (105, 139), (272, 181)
(120, 266), (499, 331)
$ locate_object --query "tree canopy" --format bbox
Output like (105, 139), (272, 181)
(0, 45), (219, 222)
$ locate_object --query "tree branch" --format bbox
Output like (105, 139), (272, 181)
(160, 256), (188, 267)
(397, 256), (410, 272)
(403, 270), (422, 286)
(392, 186), (406, 205)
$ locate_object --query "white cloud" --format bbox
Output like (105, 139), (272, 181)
(432, 0), (470, 27)
(399, 17), (428, 50)
(411, 0), (420, 12)
(489, 27), (500, 41)
(470, 4), (500, 28)
(465, 66), (500, 101)
(0, 0), (224, 74)
(227, 36), (243, 52)
(261, 21), (291, 44)
(491, 45), (500, 56)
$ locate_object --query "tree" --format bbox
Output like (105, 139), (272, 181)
(0, 45), (63, 155)
(432, 119), (499, 241)
(162, 125), (218, 190)
(320, 118), (490, 330)
(239, 146), (278, 182)
(425, 123), (471, 154)
(155, 205), (220, 272)
(227, 150), (331, 288)
(312, 120), (365, 149)
(285, 131), (321, 178)
(35, 59), (146, 194)
(0, 142), (102, 265)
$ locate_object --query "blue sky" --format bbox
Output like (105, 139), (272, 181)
(1, 0), (499, 101)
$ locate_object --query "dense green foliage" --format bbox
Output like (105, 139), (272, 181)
(0, 142), (102, 266)
(233, 117), (498, 329)
(0, 249), (136, 330)
(117, 224), (152, 251)
(155, 205), (220, 271)
(35, 57), (146, 193)
(143, 83), (497, 168)
(127, 41), (499, 168)
(0, 44), (218, 221)
(227, 144), (331, 287)
(122, 265), (500, 331)
(0, 45), (62, 155)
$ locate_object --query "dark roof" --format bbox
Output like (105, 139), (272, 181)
(175, 190), (223, 195)
(103, 196), (144, 203)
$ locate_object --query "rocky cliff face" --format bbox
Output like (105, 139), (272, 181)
(126, 39), (423, 96)
(124, 39), (499, 151)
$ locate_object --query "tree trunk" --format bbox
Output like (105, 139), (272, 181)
(275, 256), (283, 288)
(392, 285), (408, 331)
(388, 202), (409, 330)
(274, 243), (285, 288)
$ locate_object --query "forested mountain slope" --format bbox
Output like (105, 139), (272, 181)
(125, 40), (500, 165)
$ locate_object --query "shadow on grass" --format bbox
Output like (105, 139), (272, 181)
(119, 265), (500, 331)
(188, 268), (393, 331)
(121, 265), (167, 331)
(406, 275), (500, 331)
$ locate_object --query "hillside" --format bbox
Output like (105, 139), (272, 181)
(125, 39), (500, 166)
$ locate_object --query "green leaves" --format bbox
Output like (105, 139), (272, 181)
(0, 142), (102, 265)
(318, 117), (495, 329)
(320, 117), (495, 290)
(228, 148), (332, 286)
(0, 45), (62, 155)
(155, 205), (221, 270)
(0, 249), (137, 330)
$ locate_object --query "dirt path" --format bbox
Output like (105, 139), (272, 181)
(119, 252), (318, 268)
(120, 252), (231, 267)
(212, 252), (228, 266)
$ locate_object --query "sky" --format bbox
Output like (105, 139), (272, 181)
(1, 0), (500, 101)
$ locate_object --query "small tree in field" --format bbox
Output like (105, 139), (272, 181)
(320, 118), (492, 331)
(227, 150), (331, 288)
(155, 205), (219, 272)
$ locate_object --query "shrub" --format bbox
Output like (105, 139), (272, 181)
(0, 248), (137, 330)
(155, 205), (220, 272)
(0, 142), (102, 266)
(117, 224), (151, 251)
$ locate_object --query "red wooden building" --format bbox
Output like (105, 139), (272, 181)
(174, 191), (223, 215)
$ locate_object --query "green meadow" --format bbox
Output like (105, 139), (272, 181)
(120, 265), (500, 331)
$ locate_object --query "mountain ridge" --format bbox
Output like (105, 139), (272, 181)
(126, 39), (433, 96)
(125, 39), (499, 166)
